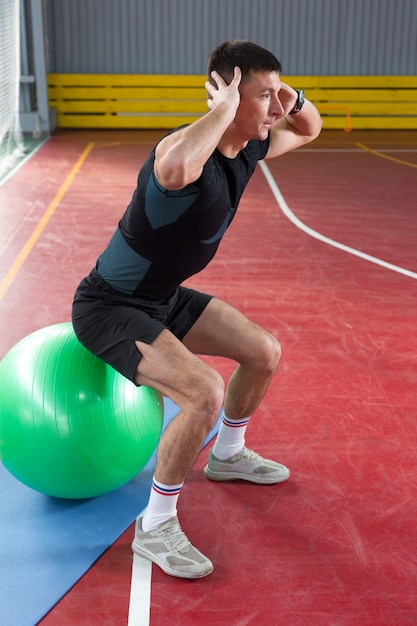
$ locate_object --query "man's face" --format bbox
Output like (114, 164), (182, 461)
(233, 71), (284, 140)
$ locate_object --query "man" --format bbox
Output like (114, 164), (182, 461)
(72, 40), (322, 579)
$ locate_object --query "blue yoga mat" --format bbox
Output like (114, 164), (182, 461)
(0, 399), (220, 626)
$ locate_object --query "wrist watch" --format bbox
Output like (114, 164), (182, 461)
(289, 89), (304, 114)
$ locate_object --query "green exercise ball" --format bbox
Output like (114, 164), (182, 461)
(0, 322), (163, 499)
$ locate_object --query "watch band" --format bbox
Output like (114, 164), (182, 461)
(289, 89), (304, 114)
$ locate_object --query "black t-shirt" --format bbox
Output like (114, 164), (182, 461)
(96, 135), (270, 299)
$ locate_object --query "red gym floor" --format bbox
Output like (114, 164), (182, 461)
(1, 128), (417, 625)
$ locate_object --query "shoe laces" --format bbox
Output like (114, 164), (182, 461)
(234, 447), (262, 463)
(157, 523), (190, 552)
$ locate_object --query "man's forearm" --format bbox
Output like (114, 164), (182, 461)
(154, 103), (236, 190)
(285, 98), (323, 139)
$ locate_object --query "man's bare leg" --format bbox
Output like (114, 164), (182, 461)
(183, 298), (281, 418)
(131, 299), (288, 577)
(183, 298), (290, 483)
(134, 298), (282, 483)
(131, 329), (224, 578)
(134, 329), (225, 484)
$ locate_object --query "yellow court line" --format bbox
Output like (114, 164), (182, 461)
(355, 142), (417, 169)
(0, 142), (95, 302)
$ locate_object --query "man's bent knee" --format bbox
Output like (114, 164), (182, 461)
(253, 331), (281, 375)
(188, 367), (224, 429)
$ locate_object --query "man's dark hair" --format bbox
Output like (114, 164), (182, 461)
(207, 40), (282, 86)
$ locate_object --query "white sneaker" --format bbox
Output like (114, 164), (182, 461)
(204, 447), (290, 484)
(131, 516), (213, 579)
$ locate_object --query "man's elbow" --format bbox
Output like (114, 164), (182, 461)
(302, 114), (323, 144)
(310, 116), (323, 140)
(154, 155), (189, 190)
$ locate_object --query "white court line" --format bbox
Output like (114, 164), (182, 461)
(259, 160), (417, 281)
(128, 507), (152, 626)
(376, 149), (417, 153)
(128, 552), (152, 626)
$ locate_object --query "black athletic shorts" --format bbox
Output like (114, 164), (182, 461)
(72, 269), (212, 383)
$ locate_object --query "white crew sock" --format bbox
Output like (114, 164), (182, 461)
(141, 477), (183, 532)
(211, 412), (251, 460)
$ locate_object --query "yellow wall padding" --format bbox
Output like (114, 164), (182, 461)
(48, 74), (417, 131)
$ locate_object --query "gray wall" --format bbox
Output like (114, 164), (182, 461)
(45, 0), (417, 75)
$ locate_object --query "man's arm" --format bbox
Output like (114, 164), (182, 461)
(266, 83), (323, 159)
(154, 68), (242, 190)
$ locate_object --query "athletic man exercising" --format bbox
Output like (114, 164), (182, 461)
(72, 40), (322, 578)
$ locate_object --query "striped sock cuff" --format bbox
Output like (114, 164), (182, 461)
(151, 478), (183, 497)
(222, 415), (251, 429)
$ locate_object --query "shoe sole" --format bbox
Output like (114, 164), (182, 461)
(131, 539), (213, 579)
(204, 466), (290, 484)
